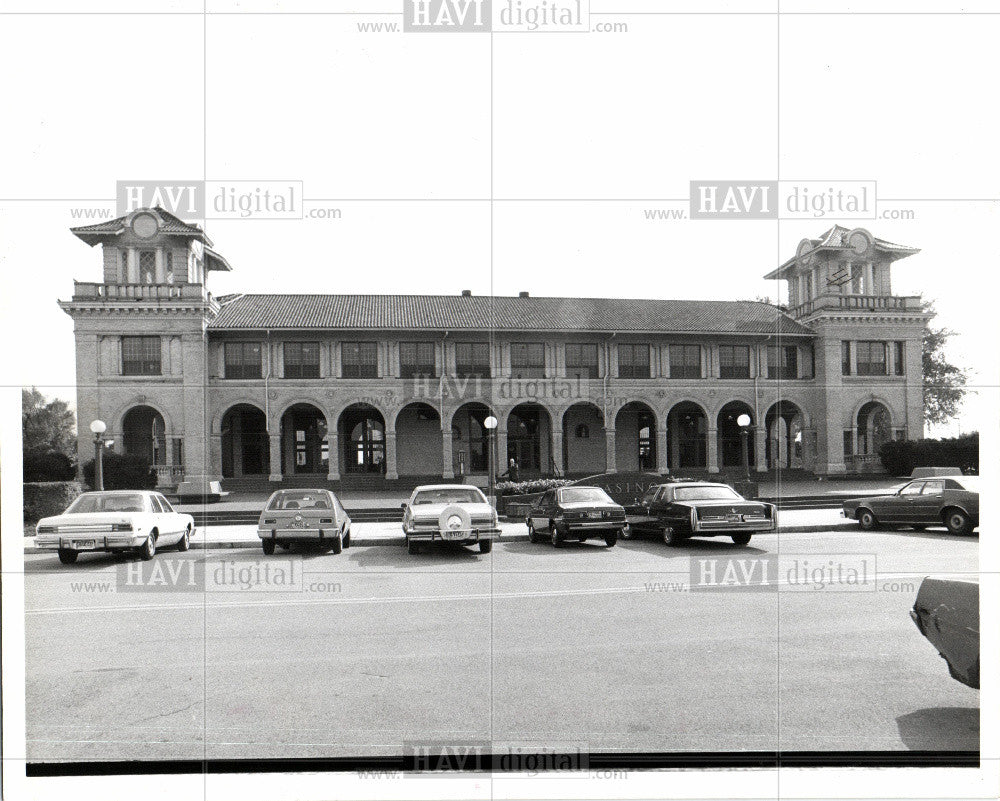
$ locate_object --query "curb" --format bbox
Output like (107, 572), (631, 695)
(23, 523), (857, 553)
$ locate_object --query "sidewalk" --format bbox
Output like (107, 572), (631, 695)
(23, 508), (857, 552)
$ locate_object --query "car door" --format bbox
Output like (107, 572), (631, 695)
(531, 491), (554, 532)
(888, 481), (925, 523)
(157, 494), (184, 542)
(146, 494), (168, 540)
(912, 480), (945, 525)
(631, 487), (661, 532)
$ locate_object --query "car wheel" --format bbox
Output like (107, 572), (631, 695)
(343, 529), (351, 548)
(139, 532), (156, 560)
(262, 539), (276, 555)
(331, 532), (343, 555)
(176, 526), (191, 552)
(57, 549), (78, 565)
(731, 533), (752, 546)
(479, 539), (493, 554)
(527, 520), (541, 544)
(550, 523), (563, 548)
(857, 509), (878, 531)
(620, 523), (633, 540)
(944, 509), (972, 535)
(407, 538), (420, 555)
(663, 527), (684, 546)
(604, 530), (618, 547)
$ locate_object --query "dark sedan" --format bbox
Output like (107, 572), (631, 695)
(842, 476), (979, 535)
(625, 480), (776, 546)
(910, 577), (980, 688)
(526, 486), (626, 547)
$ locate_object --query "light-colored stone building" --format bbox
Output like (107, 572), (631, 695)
(61, 209), (928, 490)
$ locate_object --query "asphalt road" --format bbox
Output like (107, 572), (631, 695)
(23, 527), (979, 762)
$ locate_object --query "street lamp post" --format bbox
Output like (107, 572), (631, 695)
(483, 415), (498, 507)
(737, 413), (752, 485)
(90, 419), (107, 491)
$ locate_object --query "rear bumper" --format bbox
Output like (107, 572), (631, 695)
(692, 519), (776, 534)
(560, 519), (626, 532)
(257, 527), (341, 541)
(406, 528), (500, 543)
(35, 532), (155, 551)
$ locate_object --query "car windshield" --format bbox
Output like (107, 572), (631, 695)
(559, 488), (613, 504)
(66, 493), (146, 513)
(412, 488), (485, 505)
(674, 486), (742, 501)
(267, 492), (332, 510)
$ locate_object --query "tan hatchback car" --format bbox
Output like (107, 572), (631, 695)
(257, 489), (352, 554)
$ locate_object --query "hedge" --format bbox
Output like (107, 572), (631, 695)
(495, 478), (573, 497)
(24, 481), (84, 523)
(23, 450), (76, 482)
(878, 433), (979, 477)
(82, 453), (157, 491)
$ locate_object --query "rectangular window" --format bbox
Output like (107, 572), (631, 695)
(120, 249), (129, 281)
(342, 342), (378, 379)
(224, 342), (263, 379)
(668, 344), (701, 379)
(455, 342), (491, 378)
(400, 341), (437, 378)
(565, 343), (599, 379)
(767, 345), (798, 380)
(139, 250), (156, 282)
(283, 342), (320, 379)
(843, 430), (853, 458)
(841, 341), (852, 376)
(171, 437), (183, 466)
(121, 336), (161, 376)
(893, 341), (905, 376)
(618, 344), (651, 379)
(718, 345), (750, 379)
(856, 340), (888, 376)
(511, 342), (545, 378)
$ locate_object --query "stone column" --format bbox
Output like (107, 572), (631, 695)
(551, 429), (564, 476)
(754, 425), (767, 472)
(605, 428), (617, 473)
(442, 428), (454, 479)
(495, 427), (508, 477)
(269, 433), (282, 482)
(707, 427), (719, 473)
(385, 430), (398, 480)
(326, 431), (340, 481)
(656, 425), (668, 475)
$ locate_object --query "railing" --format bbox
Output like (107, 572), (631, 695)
(73, 282), (211, 302)
(155, 465), (185, 487)
(846, 454), (885, 474)
(790, 294), (922, 318)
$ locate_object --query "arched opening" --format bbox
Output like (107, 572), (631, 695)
(562, 402), (605, 476)
(339, 404), (386, 474)
(615, 402), (657, 473)
(507, 403), (552, 476)
(667, 402), (707, 469)
(717, 401), (756, 468)
(122, 405), (166, 466)
(765, 401), (804, 469)
(221, 404), (269, 477)
(395, 402), (442, 477)
(281, 404), (328, 474)
(857, 401), (892, 457)
(451, 402), (493, 476)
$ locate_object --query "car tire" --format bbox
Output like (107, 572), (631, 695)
(331, 533), (343, 555)
(620, 523), (633, 540)
(604, 531), (618, 547)
(527, 520), (541, 544)
(857, 509), (879, 531)
(407, 538), (420, 555)
(176, 526), (191, 552)
(57, 548), (78, 565)
(262, 539), (276, 555)
(663, 527), (684, 546)
(550, 523), (564, 548)
(343, 529), (351, 548)
(731, 533), (752, 546)
(139, 533), (156, 561)
(944, 508), (972, 535)
(479, 539), (493, 554)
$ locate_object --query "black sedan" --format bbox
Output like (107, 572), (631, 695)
(842, 476), (979, 535)
(625, 480), (776, 546)
(526, 486), (626, 547)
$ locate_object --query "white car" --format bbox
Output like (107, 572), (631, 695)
(35, 490), (195, 564)
(401, 484), (500, 555)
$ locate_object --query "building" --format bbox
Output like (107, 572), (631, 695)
(61, 208), (928, 491)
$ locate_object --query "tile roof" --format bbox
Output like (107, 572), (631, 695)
(767, 225), (919, 278)
(71, 207), (211, 245)
(208, 294), (814, 336)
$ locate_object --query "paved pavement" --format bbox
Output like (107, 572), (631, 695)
(22, 525), (978, 762)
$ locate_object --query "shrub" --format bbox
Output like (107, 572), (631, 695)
(81, 452), (157, 491)
(878, 433), (979, 477)
(23, 450), (76, 482)
(24, 481), (84, 523)
(495, 478), (573, 497)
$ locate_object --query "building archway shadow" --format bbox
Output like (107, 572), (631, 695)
(616, 537), (771, 560)
(895, 707), (979, 751)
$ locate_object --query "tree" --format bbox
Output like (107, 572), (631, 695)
(921, 301), (970, 426)
(22, 387), (76, 457)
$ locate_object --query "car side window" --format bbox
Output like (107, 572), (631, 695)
(900, 482), (924, 495)
(157, 495), (175, 513)
(922, 480), (945, 495)
(542, 491), (554, 507)
(149, 495), (164, 513)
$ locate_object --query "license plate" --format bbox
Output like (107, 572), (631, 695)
(726, 514), (741, 522)
(288, 520), (306, 529)
(74, 540), (96, 548)
(442, 529), (467, 540)
(588, 511), (602, 518)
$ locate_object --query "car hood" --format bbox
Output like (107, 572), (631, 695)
(38, 512), (138, 527)
(409, 502), (494, 518)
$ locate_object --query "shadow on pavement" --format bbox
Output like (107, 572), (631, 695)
(345, 541), (486, 568)
(896, 707), (979, 751)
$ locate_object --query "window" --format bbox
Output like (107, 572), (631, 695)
(171, 437), (183, 467)
(120, 249), (129, 281)
(566, 343), (599, 379)
(284, 342), (320, 379)
(922, 480), (945, 495)
(400, 342), (437, 378)
(893, 341), (905, 376)
(121, 336), (161, 376)
(618, 344), (651, 379)
(157, 494), (175, 513)
(843, 430), (853, 457)
(511, 343), (545, 378)
(669, 344), (701, 379)
(149, 495), (165, 513)
(719, 345), (750, 379)
(803, 345), (815, 379)
(856, 341), (887, 376)
(165, 251), (174, 283)
(139, 250), (156, 283)
(899, 481), (924, 496)
(456, 342), (491, 378)
(342, 342), (378, 379)
(841, 341), (852, 376)
(767, 345), (798, 380)
(224, 342), (263, 379)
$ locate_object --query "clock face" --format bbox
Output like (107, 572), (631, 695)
(131, 212), (158, 239)
(849, 231), (870, 255)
